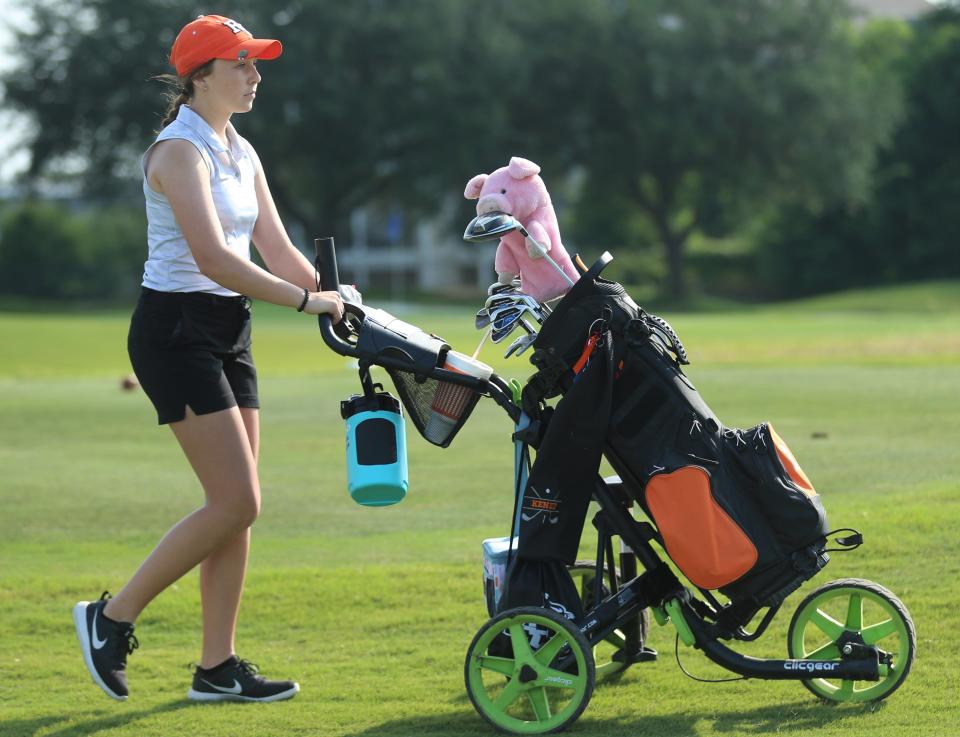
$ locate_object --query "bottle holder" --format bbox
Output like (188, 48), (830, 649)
(341, 391), (408, 507)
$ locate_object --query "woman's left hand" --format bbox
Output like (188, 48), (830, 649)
(302, 290), (344, 322)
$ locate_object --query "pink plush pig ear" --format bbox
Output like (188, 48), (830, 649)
(508, 157), (540, 179)
(464, 174), (488, 200)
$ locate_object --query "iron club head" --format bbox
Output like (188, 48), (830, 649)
(491, 312), (538, 343)
(487, 279), (521, 296)
(504, 332), (537, 358)
(484, 293), (545, 325)
(475, 307), (491, 330)
(490, 306), (540, 343)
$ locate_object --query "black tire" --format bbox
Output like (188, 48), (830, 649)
(787, 577), (916, 703)
(569, 561), (651, 679)
(570, 561), (613, 609)
(569, 560), (651, 638)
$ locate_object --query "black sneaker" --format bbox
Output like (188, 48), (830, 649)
(188, 656), (300, 703)
(73, 592), (139, 701)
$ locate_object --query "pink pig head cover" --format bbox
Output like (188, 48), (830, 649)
(464, 156), (578, 302)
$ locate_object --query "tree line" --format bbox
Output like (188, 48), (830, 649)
(1, 0), (957, 302)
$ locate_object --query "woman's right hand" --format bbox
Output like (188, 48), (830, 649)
(302, 290), (344, 322)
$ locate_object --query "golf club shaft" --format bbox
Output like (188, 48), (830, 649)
(472, 327), (491, 359)
(518, 227), (576, 287)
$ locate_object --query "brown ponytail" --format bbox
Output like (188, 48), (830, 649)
(152, 61), (215, 132)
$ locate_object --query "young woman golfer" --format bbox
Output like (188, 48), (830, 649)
(73, 15), (343, 703)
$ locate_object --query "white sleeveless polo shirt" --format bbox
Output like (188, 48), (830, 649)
(141, 105), (260, 296)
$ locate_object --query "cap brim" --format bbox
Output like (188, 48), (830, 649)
(218, 38), (283, 63)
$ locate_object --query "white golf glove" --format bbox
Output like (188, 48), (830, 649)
(339, 284), (362, 304)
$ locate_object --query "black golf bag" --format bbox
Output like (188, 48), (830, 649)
(501, 255), (831, 622)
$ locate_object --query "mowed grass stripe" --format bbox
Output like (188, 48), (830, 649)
(2, 281), (960, 381)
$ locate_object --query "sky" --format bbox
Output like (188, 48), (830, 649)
(0, 2), (32, 184)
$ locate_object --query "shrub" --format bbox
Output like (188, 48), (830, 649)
(0, 201), (145, 301)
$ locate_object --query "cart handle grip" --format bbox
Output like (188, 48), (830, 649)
(314, 236), (359, 357)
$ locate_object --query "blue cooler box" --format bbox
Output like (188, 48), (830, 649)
(482, 536), (518, 616)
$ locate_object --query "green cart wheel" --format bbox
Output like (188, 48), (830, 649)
(788, 578), (916, 703)
(465, 606), (595, 734)
(568, 562), (650, 681)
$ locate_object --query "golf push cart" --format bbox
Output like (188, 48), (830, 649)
(312, 224), (915, 734)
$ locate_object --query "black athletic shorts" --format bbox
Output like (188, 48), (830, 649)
(127, 287), (259, 425)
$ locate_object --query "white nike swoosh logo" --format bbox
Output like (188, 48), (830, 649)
(201, 678), (243, 694)
(92, 610), (108, 649)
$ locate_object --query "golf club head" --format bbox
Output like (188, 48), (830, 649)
(504, 332), (537, 358)
(485, 293), (522, 315)
(490, 306), (525, 343)
(505, 294), (545, 323)
(487, 279), (521, 296)
(463, 212), (522, 243)
(491, 309), (538, 343)
(475, 307), (491, 330)
(484, 292), (544, 324)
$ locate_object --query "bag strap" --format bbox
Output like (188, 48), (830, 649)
(824, 528), (864, 552)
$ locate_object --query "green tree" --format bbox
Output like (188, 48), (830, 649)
(503, 0), (907, 298)
(0, 202), (86, 298)
(3, 1), (185, 196)
(870, 7), (960, 281)
(3, 0), (912, 300)
(237, 0), (525, 239)
(2, 0), (521, 238)
(0, 202), (144, 300)
(758, 8), (960, 296)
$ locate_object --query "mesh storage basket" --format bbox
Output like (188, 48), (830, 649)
(387, 369), (483, 448)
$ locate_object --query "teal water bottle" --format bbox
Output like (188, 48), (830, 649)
(341, 392), (408, 507)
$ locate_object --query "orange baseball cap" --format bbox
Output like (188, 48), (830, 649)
(170, 15), (283, 77)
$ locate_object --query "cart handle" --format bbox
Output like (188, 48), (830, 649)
(314, 236), (360, 357)
(312, 236), (522, 422)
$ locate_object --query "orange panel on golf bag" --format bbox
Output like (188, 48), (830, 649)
(769, 425), (816, 498)
(645, 466), (758, 590)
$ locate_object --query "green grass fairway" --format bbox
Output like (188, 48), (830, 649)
(1, 283), (958, 736)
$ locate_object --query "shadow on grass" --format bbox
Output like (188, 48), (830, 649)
(710, 698), (878, 733)
(2, 700), (192, 737)
(341, 697), (860, 737)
